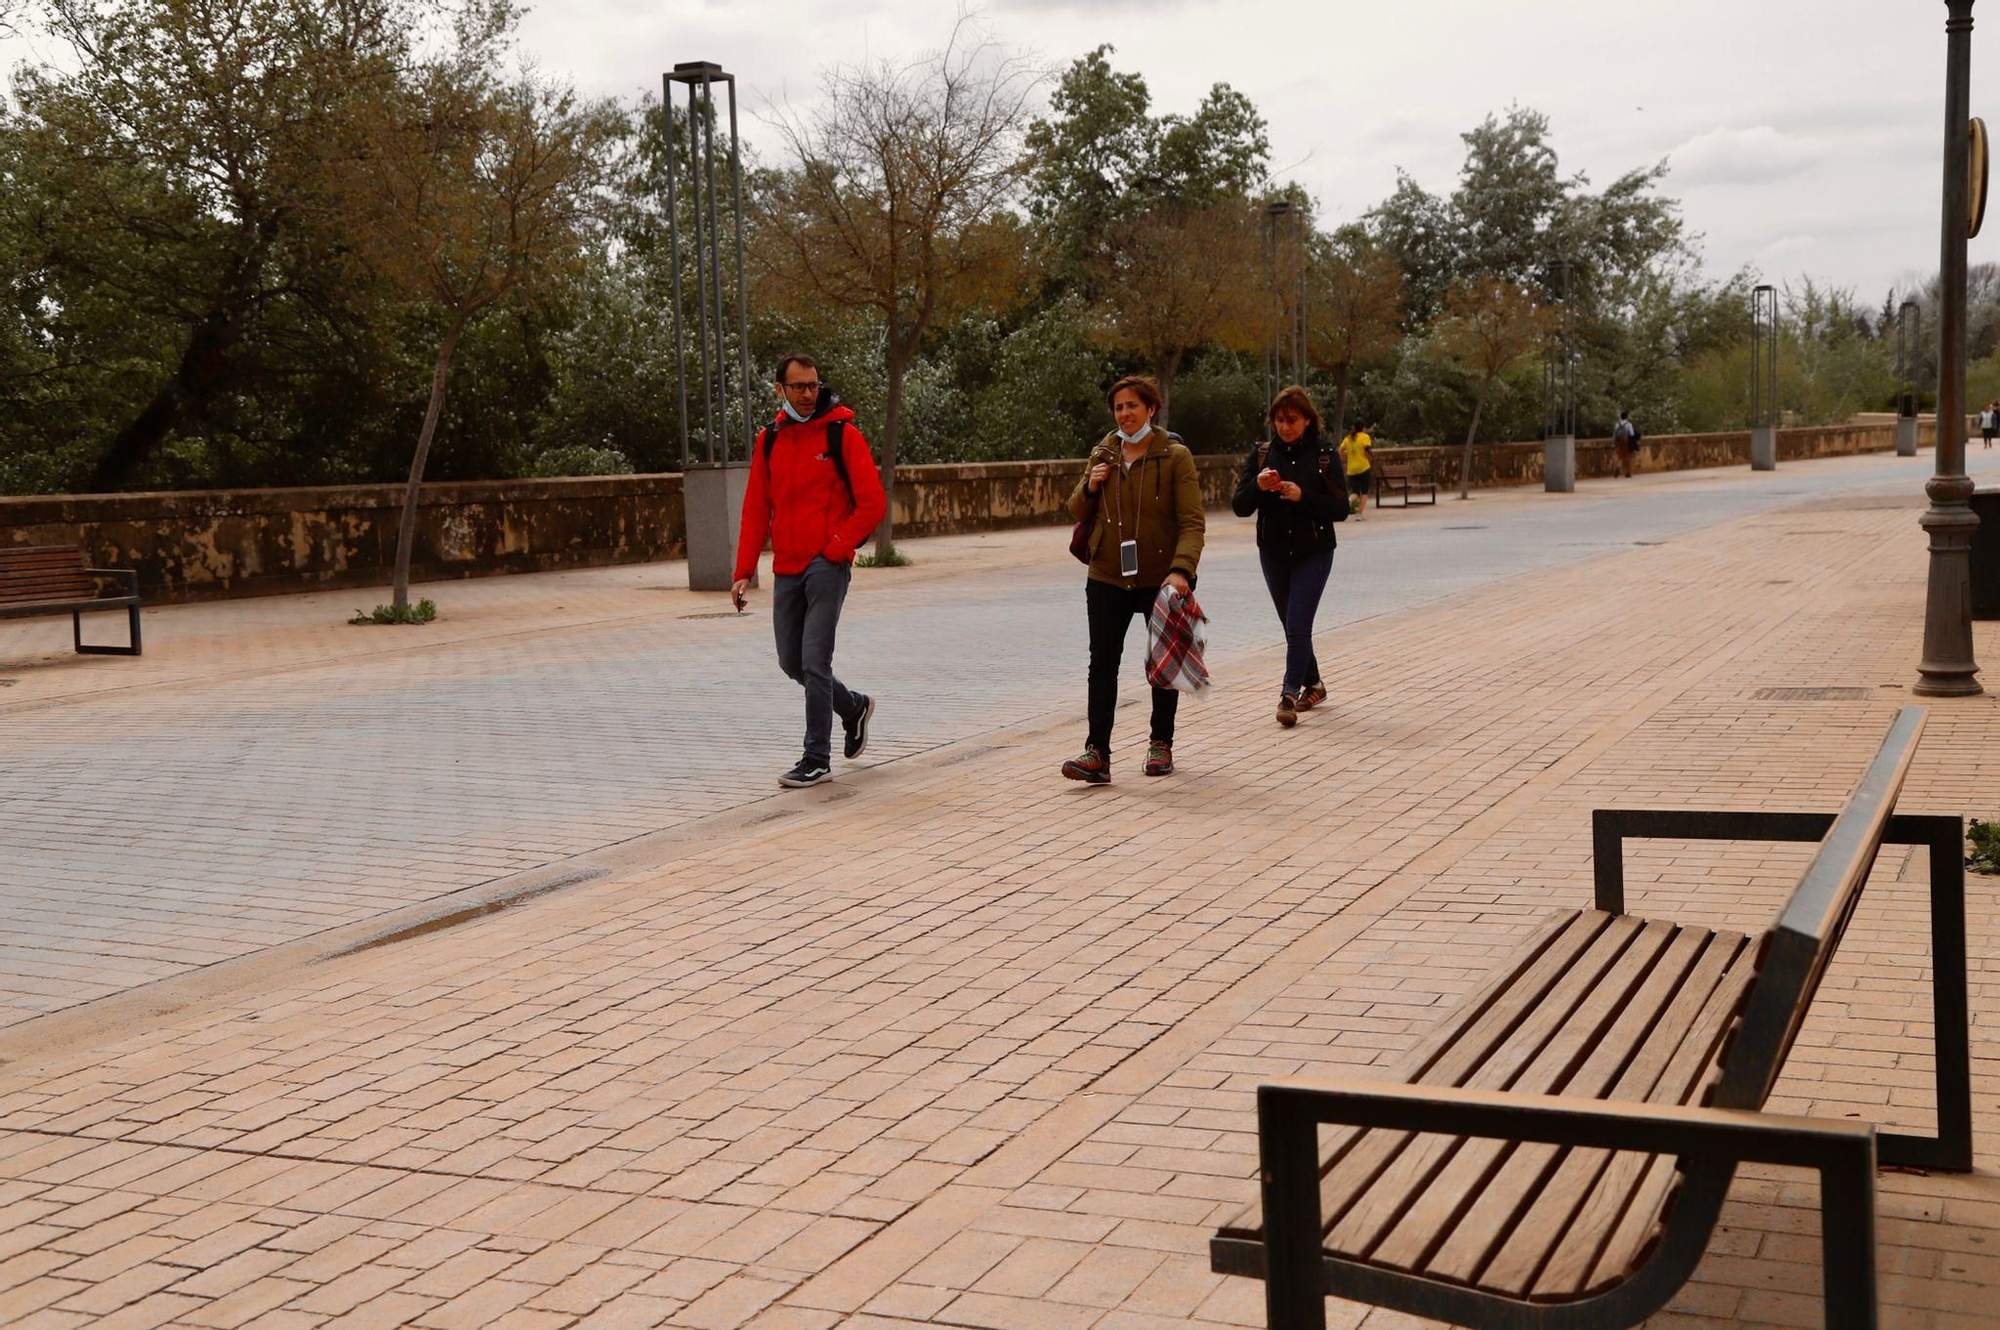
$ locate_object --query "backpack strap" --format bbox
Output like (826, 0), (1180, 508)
(826, 420), (850, 497)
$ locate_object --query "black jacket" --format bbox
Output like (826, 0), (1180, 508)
(1231, 431), (1347, 560)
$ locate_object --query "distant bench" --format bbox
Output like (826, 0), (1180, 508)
(1212, 706), (1971, 1330)
(1376, 462), (1436, 507)
(0, 545), (143, 655)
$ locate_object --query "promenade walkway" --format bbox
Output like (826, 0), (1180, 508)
(0, 450), (1995, 1329)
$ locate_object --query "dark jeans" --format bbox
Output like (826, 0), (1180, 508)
(1260, 545), (1333, 695)
(773, 555), (861, 764)
(1085, 578), (1177, 754)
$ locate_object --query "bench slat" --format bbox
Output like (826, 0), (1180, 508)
(1319, 915), (1650, 1252)
(1394, 924), (1715, 1281)
(0, 582), (96, 604)
(1214, 910), (1592, 1248)
(1527, 939), (1762, 1296)
(1454, 927), (1757, 1295)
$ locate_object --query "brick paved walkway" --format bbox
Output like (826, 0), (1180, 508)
(0, 454), (1996, 1329)
(2, 448), (1989, 1032)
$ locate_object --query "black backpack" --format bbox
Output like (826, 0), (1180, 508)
(760, 418), (854, 497)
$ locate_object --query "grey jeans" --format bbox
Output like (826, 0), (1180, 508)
(773, 555), (861, 764)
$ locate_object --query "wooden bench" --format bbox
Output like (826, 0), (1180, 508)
(0, 545), (143, 655)
(1376, 461), (1436, 507)
(1212, 707), (1971, 1330)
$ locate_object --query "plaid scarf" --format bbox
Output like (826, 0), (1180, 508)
(1145, 587), (1211, 696)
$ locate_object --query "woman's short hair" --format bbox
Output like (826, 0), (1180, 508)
(1105, 375), (1163, 413)
(1266, 384), (1323, 434)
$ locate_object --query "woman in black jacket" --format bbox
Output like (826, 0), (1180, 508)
(1232, 385), (1347, 727)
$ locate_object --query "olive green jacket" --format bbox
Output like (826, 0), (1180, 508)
(1066, 429), (1206, 588)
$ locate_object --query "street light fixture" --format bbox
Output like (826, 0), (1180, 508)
(1916, 0), (1983, 696)
(1897, 299), (1921, 456)
(1262, 199), (1306, 408)
(1750, 284), (1779, 470)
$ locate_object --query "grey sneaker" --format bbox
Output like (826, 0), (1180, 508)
(843, 694), (875, 760)
(779, 760), (831, 788)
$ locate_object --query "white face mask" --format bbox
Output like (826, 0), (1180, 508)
(1116, 422), (1152, 445)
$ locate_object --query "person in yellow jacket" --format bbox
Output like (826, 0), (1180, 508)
(1338, 425), (1375, 519)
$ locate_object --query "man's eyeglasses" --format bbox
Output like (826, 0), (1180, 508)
(779, 380), (821, 395)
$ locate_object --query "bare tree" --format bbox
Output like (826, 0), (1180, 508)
(755, 15), (1042, 559)
(1435, 275), (1552, 499)
(335, 21), (614, 611)
(1093, 199), (1261, 428)
(1307, 233), (1404, 439)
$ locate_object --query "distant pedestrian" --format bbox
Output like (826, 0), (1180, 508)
(1612, 410), (1640, 477)
(1233, 385), (1347, 727)
(1982, 400), (1997, 450)
(1338, 424), (1375, 518)
(1061, 374), (1206, 784)
(732, 353), (887, 789)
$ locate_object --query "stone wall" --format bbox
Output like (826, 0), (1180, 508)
(0, 422), (1925, 604)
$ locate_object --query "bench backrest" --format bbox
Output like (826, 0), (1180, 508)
(0, 545), (93, 606)
(1711, 706), (1924, 1109)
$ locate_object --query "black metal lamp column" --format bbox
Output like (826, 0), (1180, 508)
(1917, 0), (1983, 696)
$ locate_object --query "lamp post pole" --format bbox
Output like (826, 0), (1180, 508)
(1917, 0), (1983, 696)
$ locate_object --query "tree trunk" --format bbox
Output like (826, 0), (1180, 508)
(1331, 361), (1353, 441)
(872, 344), (906, 558)
(391, 318), (466, 610)
(86, 305), (243, 491)
(1457, 373), (1492, 501)
(1156, 349), (1184, 431)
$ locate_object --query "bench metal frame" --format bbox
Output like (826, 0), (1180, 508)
(0, 568), (143, 655)
(1377, 465), (1438, 508)
(1238, 709), (1969, 1330)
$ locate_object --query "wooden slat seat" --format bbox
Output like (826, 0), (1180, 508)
(0, 545), (143, 655)
(1215, 707), (1975, 1330)
(1213, 911), (1759, 1300)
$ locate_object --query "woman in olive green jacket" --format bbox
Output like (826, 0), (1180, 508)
(1060, 374), (1206, 784)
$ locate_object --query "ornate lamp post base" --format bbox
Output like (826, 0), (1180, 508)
(1917, 476), (1983, 695)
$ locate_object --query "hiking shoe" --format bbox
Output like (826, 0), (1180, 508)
(778, 759), (832, 788)
(1299, 681), (1327, 711)
(1277, 693), (1299, 728)
(1061, 745), (1111, 784)
(1143, 741), (1173, 777)
(843, 694), (875, 760)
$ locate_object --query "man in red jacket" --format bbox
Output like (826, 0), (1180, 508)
(732, 353), (889, 788)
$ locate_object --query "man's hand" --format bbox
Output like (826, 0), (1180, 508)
(730, 578), (750, 612)
(1088, 462), (1111, 492)
(1164, 571), (1191, 598)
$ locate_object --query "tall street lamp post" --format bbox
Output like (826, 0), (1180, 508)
(1917, 0), (1984, 696)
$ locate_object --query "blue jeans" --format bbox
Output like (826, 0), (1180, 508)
(773, 555), (861, 764)
(1259, 546), (1333, 695)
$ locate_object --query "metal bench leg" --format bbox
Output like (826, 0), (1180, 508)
(1880, 815), (1973, 1171)
(1821, 1135), (1879, 1330)
(1260, 1088), (1328, 1330)
(73, 605), (142, 656)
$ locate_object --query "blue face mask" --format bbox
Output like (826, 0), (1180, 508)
(1116, 422), (1152, 445)
(782, 397), (813, 423)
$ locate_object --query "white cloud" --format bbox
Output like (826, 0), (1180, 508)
(1669, 125), (1826, 188)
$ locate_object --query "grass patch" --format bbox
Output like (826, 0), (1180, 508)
(1968, 818), (2000, 873)
(351, 599), (438, 625)
(856, 546), (912, 568)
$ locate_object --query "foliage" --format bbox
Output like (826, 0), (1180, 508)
(855, 547), (912, 568)
(351, 598), (437, 624)
(1967, 818), (2000, 874)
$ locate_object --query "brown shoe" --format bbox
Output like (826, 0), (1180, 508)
(1143, 741), (1173, 776)
(1277, 693), (1298, 727)
(1061, 744), (1110, 784)
(1298, 682), (1327, 711)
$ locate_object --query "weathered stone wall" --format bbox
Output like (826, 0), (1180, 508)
(0, 422), (1923, 604)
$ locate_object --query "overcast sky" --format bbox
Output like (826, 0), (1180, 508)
(4, 0), (1984, 301)
(516, 0), (1982, 303)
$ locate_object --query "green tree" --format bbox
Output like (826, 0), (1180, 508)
(754, 14), (1043, 558)
(1434, 275), (1552, 498)
(1306, 228), (1404, 439)
(333, 8), (615, 610)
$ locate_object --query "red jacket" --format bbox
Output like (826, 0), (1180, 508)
(734, 395), (887, 581)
